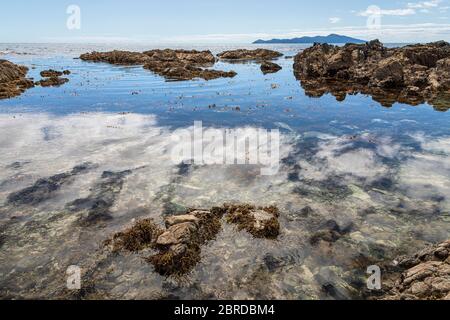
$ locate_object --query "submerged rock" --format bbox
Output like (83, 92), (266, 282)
(80, 49), (236, 81)
(293, 40), (450, 110)
(0, 59), (34, 99)
(217, 49), (283, 61)
(67, 169), (132, 226)
(378, 240), (450, 300)
(6, 162), (94, 206)
(260, 61), (282, 74)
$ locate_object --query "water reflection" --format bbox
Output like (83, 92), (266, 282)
(0, 112), (448, 299)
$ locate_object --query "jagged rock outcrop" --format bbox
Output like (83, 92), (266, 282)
(80, 49), (236, 81)
(378, 240), (450, 300)
(0, 59), (34, 99)
(293, 40), (450, 111)
(217, 49), (283, 61)
(260, 61), (282, 74)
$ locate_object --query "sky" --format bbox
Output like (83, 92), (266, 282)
(1, 0), (450, 43)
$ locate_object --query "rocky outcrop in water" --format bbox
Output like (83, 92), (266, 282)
(80, 49), (236, 81)
(378, 240), (450, 300)
(260, 61), (282, 74)
(0, 59), (34, 99)
(36, 69), (70, 87)
(217, 49), (283, 61)
(293, 40), (450, 111)
(108, 204), (281, 277)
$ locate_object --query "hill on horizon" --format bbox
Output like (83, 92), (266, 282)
(253, 34), (366, 44)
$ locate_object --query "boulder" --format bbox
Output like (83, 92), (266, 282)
(0, 59), (34, 99)
(293, 40), (450, 110)
(218, 49), (283, 61)
(260, 61), (282, 74)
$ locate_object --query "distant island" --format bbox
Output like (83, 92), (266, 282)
(253, 34), (366, 44)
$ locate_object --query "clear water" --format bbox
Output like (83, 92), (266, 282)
(0, 43), (449, 299)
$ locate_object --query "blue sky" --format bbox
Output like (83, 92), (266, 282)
(1, 0), (450, 43)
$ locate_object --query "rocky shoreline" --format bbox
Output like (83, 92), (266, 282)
(376, 240), (450, 300)
(0, 59), (34, 99)
(293, 40), (450, 111)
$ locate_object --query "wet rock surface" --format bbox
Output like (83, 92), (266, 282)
(293, 40), (450, 110)
(260, 61), (282, 74)
(217, 49), (283, 61)
(108, 205), (281, 277)
(6, 163), (94, 206)
(0, 59), (34, 99)
(377, 240), (450, 300)
(80, 49), (236, 81)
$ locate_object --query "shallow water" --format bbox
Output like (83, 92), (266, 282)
(0, 43), (449, 299)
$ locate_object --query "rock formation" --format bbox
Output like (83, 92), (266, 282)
(0, 59), (34, 99)
(260, 61), (282, 74)
(378, 240), (450, 300)
(217, 49), (283, 61)
(108, 204), (281, 277)
(36, 69), (71, 87)
(293, 40), (450, 111)
(80, 49), (237, 81)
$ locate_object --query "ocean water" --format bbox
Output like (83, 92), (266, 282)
(0, 43), (449, 299)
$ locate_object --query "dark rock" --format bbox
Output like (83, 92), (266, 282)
(260, 61), (282, 74)
(294, 40), (450, 110)
(0, 59), (34, 99)
(36, 77), (69, 87)
(218, 49), (283, 61)
(80, 49), (236, 81)
(40, 69), (63, 77)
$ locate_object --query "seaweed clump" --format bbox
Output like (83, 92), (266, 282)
(223, 204), (280, 239)
(107, 204), (281, 277)
(107, 209), (224, 277)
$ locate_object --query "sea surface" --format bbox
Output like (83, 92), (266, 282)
(0, 43), (449, 299)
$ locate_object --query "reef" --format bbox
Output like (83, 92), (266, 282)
(80, 49), (236, 81)
(0, 59), (34, 99)
(6, 163), (94, 206)
(36, 69), (70, 87)
(377, 240), (450, 300)
(107, 204), (281, 277)
(260, 61), (282, 74)
(217, 49), (283, 61)
(293, 40), (450, 111)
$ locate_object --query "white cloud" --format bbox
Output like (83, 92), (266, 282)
(358, 7), (416, 17)
(329, 17), (341, 24)
(407, 0), (443, 9)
